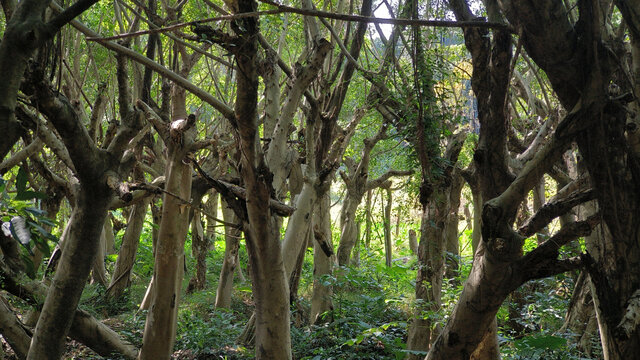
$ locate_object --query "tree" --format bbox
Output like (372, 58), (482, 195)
(427, 1), (640, 358)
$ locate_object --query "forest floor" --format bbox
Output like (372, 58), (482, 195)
(12, 229), (599, 359)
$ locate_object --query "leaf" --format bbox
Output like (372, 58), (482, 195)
(10, 216), (33, 255)
(14, 190), (47, 201)
(10, 216), (31, 246)
(28, 221), (57, 242)
(1, 222), (11, 237)
(16, 167), (27, 194)
(516, 335), (566, 351)
(24, 207), (47, 216)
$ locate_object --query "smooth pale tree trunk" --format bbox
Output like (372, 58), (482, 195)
(337, 196), (359, 266)
(310, 192), (335, 324)
(409, 229), (418, 255)
(139, 276), (154, 311)
(139, 202), (162, 311)
(106, 198), (150, 300)
(470, 188), (482, 254)
(138, 149), (192, 360)
(215, 200), (242, 309)
(352, 221), (361, 266)
(187, 188), (211, 293)
(91, 226), (108, 286)
(383, 186), (392, 267)
(104, 215), (116, 255)
(187, 209), (205, 292)
(282, 181), (316, 278)
(365, 189), (372, 249)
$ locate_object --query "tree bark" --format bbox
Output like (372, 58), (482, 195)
(230, 1), (292, 356)
(409, 229), (418, 255)
(138, 122), (193, 360)
(445, 171), (464, 279)
(187, 189), (211, 293)
(0, 0), (99, 159)
(407, 135), (465, 358)
(215, 199), (242, 309)
(383, 186), (393, 267)
(310, 193), (335, 324)
(0, 295), (30, 359)
(365, 189), (372, 249)
(29, 187), (111, 360)
(106, 198), (150, 300)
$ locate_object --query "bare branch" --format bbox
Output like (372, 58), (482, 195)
(136, 100), (170, 142)
(46, 0), (100, 34)
(0, 138), (43, 174)
(16, 105), (76, 173)
(516, 216), (600, 284)
(50, 1), (236, 122)
(191, 158), (295, 217)
(519, 187), (595, 237)
(366, 170), (413, 191)
(109, 176), (165, 209)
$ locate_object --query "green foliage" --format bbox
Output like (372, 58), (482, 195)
(498, 274), (600, 359)
(175, 307), (249, 357)
(0, 170), (57, 277)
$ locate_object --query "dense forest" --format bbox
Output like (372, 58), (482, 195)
(0, 0), (639, 359)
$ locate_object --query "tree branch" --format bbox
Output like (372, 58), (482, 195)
(516, 216), (600, 283)
(50, 1), (236, 123)
(46, 0), (100, 34)
(191, 158), (295, 217)
(366, 170), (413, 191)
(0, 138), (43, 174)
(519, 187), (595, 237)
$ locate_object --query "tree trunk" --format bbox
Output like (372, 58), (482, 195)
(90, 225), (108, 286)
(187, 204), (209, 292)
(187, 182), (214, 293)
(310, 193), (335, 324)
(28, 187), (111, 360)
(352, 221), (361, 267)
(215, 199), (242, 309)
(138, 150), (192, 360)
(231, 2), (292, 356)
(409, 229), (418, 255)
(470, 188), (482, 255)
(560, 271), (597, 356)
(336, 195), (359, 266)
(383, 186), (392, 267)
(445, 171), (464, 279)
(106, 199), (150, 300)
(365, 189), (372, 249)
(406, 191), (450, 358)
(0, 295), (30, 359)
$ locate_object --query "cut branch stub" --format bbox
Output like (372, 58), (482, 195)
(106, 174), (133, 203)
